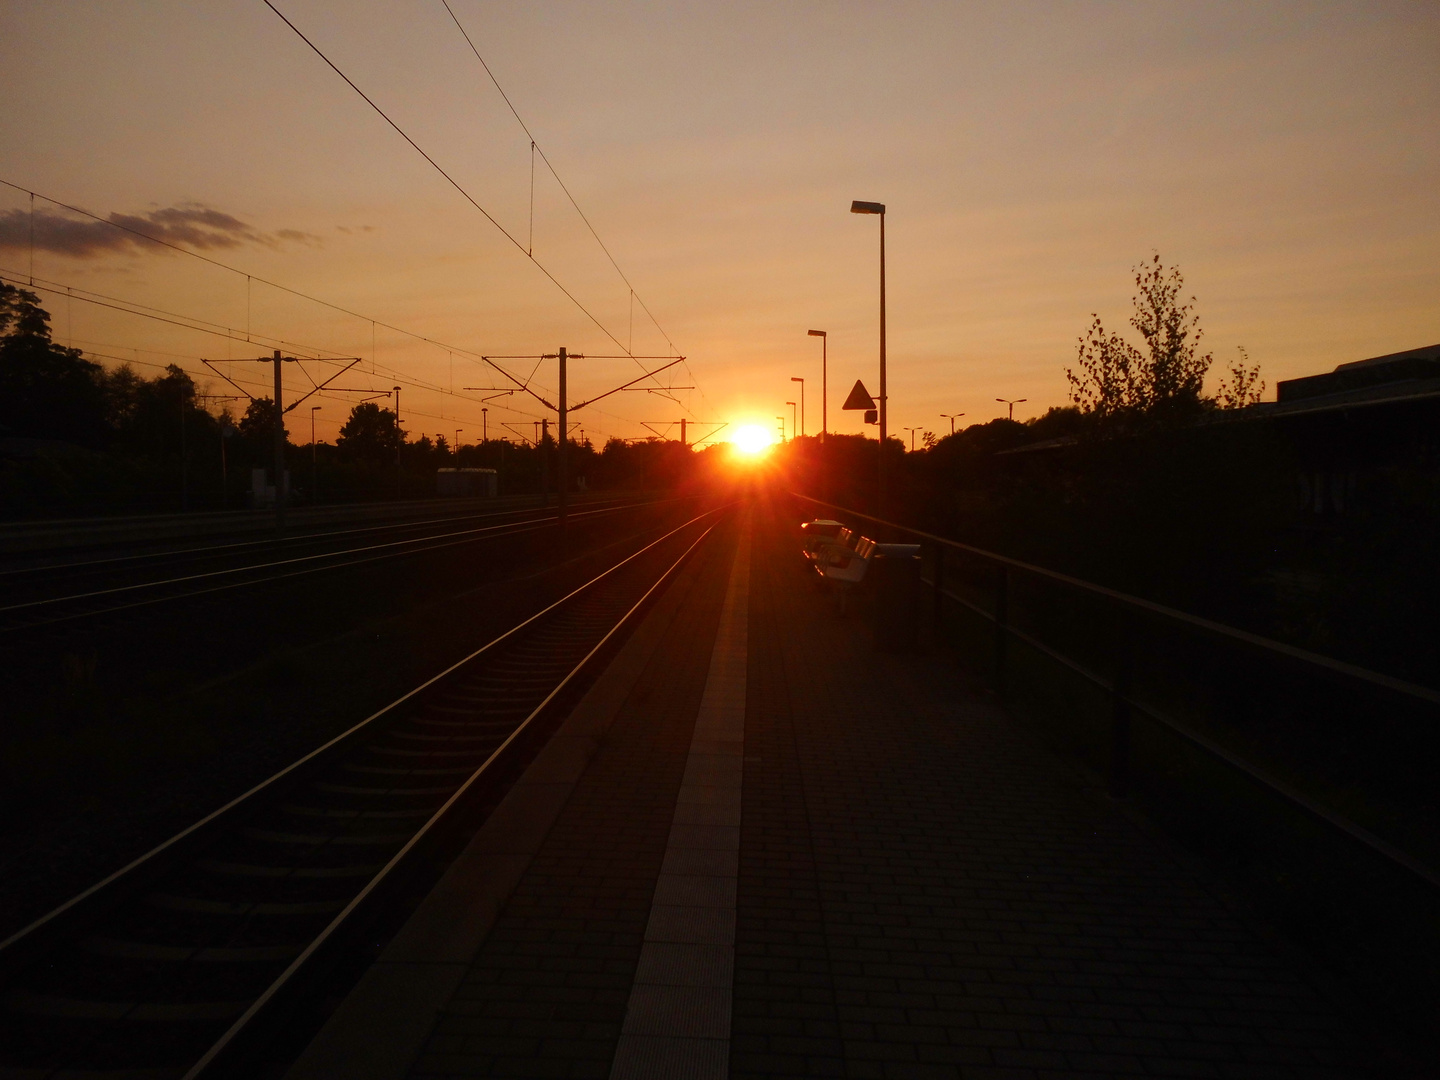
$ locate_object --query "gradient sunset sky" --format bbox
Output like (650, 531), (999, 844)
(2, 1), (1436, 446)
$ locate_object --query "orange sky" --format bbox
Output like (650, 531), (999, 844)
(1, 1), (1436, 446)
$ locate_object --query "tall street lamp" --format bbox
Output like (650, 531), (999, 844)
(790, 377), (805, 438)
(454, 429), (463, 461)
(904, 426), (921, 452)
(806, 330), (826, 441)
(850, 199), (886, 512)
(997, 397), (1027, 421)
(941, 412), (964, 435)
(777, 416), (786, 443)
(786, 401), (797, 442)
(482, 407), (488, 444)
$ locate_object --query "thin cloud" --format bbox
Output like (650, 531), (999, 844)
(0, 203), (322, 257)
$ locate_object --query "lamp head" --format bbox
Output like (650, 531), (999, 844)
(791, 377), (802, 383)
(807, 329), (826, 337)
(850, 200), (885, 215)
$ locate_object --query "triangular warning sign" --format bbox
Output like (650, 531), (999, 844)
(841, 379), (876, 411)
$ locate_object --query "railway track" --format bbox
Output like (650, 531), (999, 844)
(0, 505), (724, 1078)
(0, 495), (667, 631)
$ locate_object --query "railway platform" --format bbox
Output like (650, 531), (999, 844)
(287, 496), (1373, 1079)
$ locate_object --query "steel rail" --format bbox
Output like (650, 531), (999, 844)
(182, 507), (724, 1078)
(0, 501), (657, 629)
(0, 505), (722, 968)
(0, 503), (622, 613)
(0, 494), (648, 581)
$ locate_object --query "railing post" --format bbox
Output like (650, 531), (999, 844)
(993, 563), (1008, 694)
(932, 543), (944, 624)
(1109, 615), (1134, 798)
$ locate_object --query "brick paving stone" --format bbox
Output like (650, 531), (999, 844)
(731, 495), (1372, 1079)
(406, 524), (737, 1079)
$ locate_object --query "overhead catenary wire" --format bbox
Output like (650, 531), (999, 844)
(0, 269), (552, 431)
(4, 179), (671, 441)
(4, 103), (692, 440)
(438, 0), (708, 415)
(0, 179), (536, 403)
(262, 0), (686, 411)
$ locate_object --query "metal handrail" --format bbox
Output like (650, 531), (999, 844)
(792, 492), (1440, 706)
(793, 491), (1440, 891)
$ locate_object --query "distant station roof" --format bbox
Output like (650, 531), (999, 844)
(1272, 343), (1440, 413)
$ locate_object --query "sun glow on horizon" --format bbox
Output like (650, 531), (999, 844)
(731, 424), (775, 456)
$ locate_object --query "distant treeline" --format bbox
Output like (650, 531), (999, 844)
(0, 283), (724, 517)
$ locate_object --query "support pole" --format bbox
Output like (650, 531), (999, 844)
(680, 417), (687, 446)
(273, 349), (285, 534)
(1109, 613), (1135, 798)
(993, 564), (1008, 695)
(932, 544), (944, 623)
(540, 418), (549, 506)
(558, 346), (568, 529)
(878, 210), (886, 517)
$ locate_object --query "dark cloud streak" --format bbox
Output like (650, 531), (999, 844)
(0, 204), (321, 257)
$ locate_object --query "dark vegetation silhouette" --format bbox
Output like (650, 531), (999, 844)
(0, 284), (722, 517)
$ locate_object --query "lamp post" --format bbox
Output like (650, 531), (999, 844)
(393, 386), (402, 499)
(850, 199), (886, 513)
(996, 397), (1027, 421)
(790, 377), (805, 437)
(482, 408), (488, 445)
(806, 330), (826, 442)
(310, 405), (321, 504)
(777, 416), (786, 443)
(941, 412), (964, 435)
(786, 401), (796, 443)
(904, 426), (922, 452)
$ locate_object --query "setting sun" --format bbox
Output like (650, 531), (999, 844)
(731, 424), (775, 456)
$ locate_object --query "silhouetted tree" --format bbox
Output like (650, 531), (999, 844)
(1066, 254), (1215, 426)
(336, 401), (402, 464)
(0, 282), (108, 446)
(238, 397), (286, 460)
(1214, 345), (1265, 409)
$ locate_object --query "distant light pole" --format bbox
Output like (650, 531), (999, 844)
(454, 429), (463, 460)
(310, 405), (321, 504)
(850, 199), (887, 512)
(806, 330), (827, 442)
(941, 412), (964, 435)
(777, 415), (786, 443)
(996, 397), (1027, 421)
(393, 385), (402, 499)
(786, 401), (797, 442)
(482, 408), (488, 444)
(790, 377), (805, 437)
(904, 425), (921, 452)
